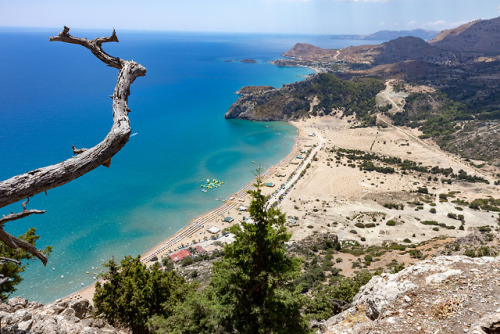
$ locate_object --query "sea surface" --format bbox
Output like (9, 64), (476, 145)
(0, 28), (378, 303)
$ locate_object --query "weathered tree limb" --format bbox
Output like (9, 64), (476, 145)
(0, 27), (146, 209)
(0, 228), (48, 265)
(0, 199), (47, 264)
(0, 27), (146, 266)
(0, 209), (46, 225)
(0, 257), (21, 265)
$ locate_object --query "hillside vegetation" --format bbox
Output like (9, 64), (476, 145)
(225, 73), (385, 125)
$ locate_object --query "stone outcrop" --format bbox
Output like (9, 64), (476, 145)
(318, 255), (500, 334)
(0, 297), (126, 334)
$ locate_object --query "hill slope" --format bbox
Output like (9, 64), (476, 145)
(430, 16), (500, 53)
(282, 36), (463, 66)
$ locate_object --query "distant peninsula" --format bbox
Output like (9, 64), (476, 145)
(228, 16), (500, 165)
(330, 28), (438, 41)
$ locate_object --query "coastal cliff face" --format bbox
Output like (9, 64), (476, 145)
(316, 256), (500, 334)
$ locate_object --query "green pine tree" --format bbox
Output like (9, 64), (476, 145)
(208, 173), (310, 334)
(93, 255), (190, 334)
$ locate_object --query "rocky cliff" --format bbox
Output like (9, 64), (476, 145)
(316, 255), (500, 334)
(0, 297), (125, 334)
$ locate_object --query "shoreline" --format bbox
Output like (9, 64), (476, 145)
(66, 121), (320, 302)
(64, 63), (322, 303)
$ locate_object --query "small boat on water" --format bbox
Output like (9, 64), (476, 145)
(61, 275), (64, 279)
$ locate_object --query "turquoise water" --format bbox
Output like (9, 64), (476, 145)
(0, 30), (327, 303)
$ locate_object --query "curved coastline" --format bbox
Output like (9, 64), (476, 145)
(63, 65), (319, 303)
(67, 122), (308, 302)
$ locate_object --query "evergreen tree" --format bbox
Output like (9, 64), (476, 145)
(208, 175), (310, 334)
(93, 255), (190, 334)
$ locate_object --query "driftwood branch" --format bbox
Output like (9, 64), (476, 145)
(0, 27), (146, 265)
(0, 27), (146, 209)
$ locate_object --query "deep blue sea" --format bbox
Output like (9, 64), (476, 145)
(0, 28), (376, 303)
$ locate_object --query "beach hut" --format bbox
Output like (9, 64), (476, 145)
(195, 245), (206, 254)
(207, 226), (220, 234)
(223, 217), (234, 223)
(170, 249), (192, 262)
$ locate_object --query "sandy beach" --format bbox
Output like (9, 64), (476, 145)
(67, 121), (322, 302)
(67, 113), (499, 302)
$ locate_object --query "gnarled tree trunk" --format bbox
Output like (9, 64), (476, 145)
(0, 27), (146, 267)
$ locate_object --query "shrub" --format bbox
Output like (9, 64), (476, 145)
(409, 249), (423, 259)
(386, 220), (396, 226)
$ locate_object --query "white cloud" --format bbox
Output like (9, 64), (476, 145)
(422, 19), (470, 30)
(379, 21), (386, 26)
(498, 4), (500, 12)
(424, 20), (446, 27)
(409, 20), (417, 26)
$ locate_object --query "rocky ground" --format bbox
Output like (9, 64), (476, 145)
(316, 255), (500, 334)
(0, 297), (126, 334)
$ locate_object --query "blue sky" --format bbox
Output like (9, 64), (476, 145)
(1, 0), (499, 34)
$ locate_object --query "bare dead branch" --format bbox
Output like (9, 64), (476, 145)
(72, 145), (88, 156)
(0, 257), (21, 265)
(0, 209), (46, 225)
(49, 26), (121, 69)
(0, 27), (146, 209)
(0, 229), (48, 265)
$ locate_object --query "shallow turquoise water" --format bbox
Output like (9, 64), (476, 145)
(0, 30), (329, 303)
